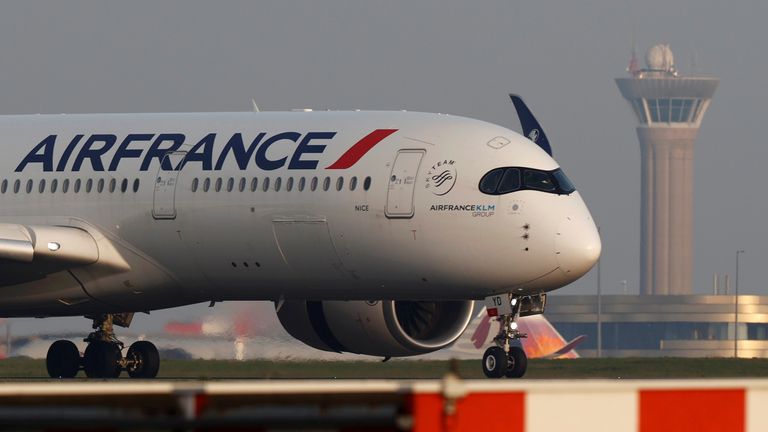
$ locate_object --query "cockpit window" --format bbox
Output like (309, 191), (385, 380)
(523, 169), (556, 192)
(498, 168), (521, 194)
(478, 167), (576, 196)
(479, 168), (504, 194)
(552, 169), (576, 194)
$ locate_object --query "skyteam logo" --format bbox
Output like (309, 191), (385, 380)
(425, 159), (457, 196)
(15, 129), (398, 173)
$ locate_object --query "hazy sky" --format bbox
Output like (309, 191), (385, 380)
(1, 1), (767, 333)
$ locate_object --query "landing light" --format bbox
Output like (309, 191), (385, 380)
(510, 322), (518, 330)
(511, 298), (518, 306)
(47, 242), (61, 252)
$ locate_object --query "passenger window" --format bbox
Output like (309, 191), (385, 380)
(286, 177), (294, 192)
(38, 179), (46, 193)
(480, 169), (503, 194)
(226, 177), (234, 192)
(74, 179), (81, 193)
(262, 177), (270, 192)
(250, 177), (258, 192)
(109, 178), (116, 193)
(298, 177), (306, 192)
(498, 168), (521, 194)
(336, 177), (344, 191)
(121, 179), (128, 193)
(239, 177), (246, 192)
(274, 177), (282, 191)
(191, 178), (199, 192)
(62, 179), (70, 193)
(85, 179), (93, 193)
(26, 179), (33, 193)
(51, 179), (58, 193)
(350, 176), (358, 191)
(523, 169), (556, 192)
(13, 180), (20, 194)
(0, 180), (6, 194)
(133, 179), (139, 193)
(323, 177), (331, 191)
(215, 177), (223, 192)
(203, 178), (211, 192)
(97, 179), (105, 193)
(363, 176), (371, 191)
(311, 177), (318, 191)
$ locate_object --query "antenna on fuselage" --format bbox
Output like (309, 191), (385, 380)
(251, 99), (260, 112)
(509, 94), (552, 156)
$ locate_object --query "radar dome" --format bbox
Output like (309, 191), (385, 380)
(645, 44), (675, 71)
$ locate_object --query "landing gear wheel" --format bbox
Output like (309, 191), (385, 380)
(482, 346), (507, 378)
(46, 340), (80, 378)
(126, 341), (160, 379)
(505, 346), (528, 378)
(83, 341), (122, 378)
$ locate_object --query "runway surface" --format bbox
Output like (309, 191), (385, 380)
(2, 357), (768, 380)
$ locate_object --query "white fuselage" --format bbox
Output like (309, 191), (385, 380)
(0, 110), (600, 317)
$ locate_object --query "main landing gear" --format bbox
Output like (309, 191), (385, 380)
(481, 295), (529, 379)
(45, 314), (160, 379)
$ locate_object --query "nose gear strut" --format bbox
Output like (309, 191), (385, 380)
(481, 294), (529, 378)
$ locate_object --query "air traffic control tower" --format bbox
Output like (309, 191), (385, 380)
(616, 44), (718, 295)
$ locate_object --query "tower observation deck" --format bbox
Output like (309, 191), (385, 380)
(616, 44), (718, 295)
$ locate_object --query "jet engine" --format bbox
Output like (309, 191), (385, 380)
(275, 300), (475, 357)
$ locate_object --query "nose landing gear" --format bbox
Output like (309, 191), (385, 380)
(481, 295), (529, 379)
(45, 314), (160, 379)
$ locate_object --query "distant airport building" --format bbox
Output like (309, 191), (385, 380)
(615, 44), (718, 295)
(547, 295), (768, 358)
(544, 46), (768, 358)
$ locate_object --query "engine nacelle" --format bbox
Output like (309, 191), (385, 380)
(276, 300), (475, 357)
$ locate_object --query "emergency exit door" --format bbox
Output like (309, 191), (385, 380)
(385, 150), (425, 219)
(152, 151), (187, 220)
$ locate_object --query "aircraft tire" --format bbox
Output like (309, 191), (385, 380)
(46, 340), (80, 378)
(83, 341), (122, 378)
(505, 346), (528, 378)
(126, 341), (160, 379)
(482, 346), (507, 378)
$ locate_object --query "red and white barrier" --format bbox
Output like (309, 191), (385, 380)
(0, 379), (765, 431)
(411, 379), (768, 432)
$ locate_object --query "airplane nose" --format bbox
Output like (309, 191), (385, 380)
(555, 215), (601, 279)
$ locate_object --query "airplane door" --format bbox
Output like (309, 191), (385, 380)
(152, 151), (187, 220)
(385, 149), (425, 219)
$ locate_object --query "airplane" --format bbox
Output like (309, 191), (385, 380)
(456, 307), (586, 359)
(162, 303), (585, 361)
(0, 94), (600, 379)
